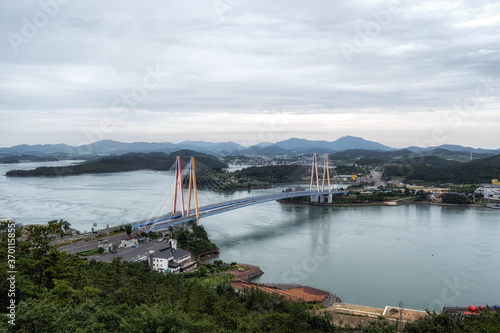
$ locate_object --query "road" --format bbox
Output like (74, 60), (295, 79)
(95, 239), (173, 263)
(59, 233), (127, 254)
(58, 234), (176, 264)
(370, 170), (385, 187)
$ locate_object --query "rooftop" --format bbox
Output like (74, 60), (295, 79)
(154, 247), (191, 260)
(479, 184), (500, 188)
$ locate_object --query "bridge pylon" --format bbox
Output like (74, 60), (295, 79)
(322, 153), (332, 195)
(187, 157), (200, 220)
(310, 153), (320, 192)
(172, 156), (200, 219)
(311, 153), (333, 203)
(173, 156), (186, 217)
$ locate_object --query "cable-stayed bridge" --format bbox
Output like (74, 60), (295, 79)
(133, 153), (347, 233)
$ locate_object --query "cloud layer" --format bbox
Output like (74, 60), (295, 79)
(1, 0), (499, 148)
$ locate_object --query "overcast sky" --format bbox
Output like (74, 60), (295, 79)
(1, 0), (499, 148)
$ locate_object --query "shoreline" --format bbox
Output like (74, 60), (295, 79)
(278, 199), (488, 208)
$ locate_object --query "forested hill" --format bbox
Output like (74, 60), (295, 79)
(232, 165), (308, 183)
(5, 151), (228, 177)
(383, 154), (500, 184)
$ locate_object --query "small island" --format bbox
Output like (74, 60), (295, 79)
(5, 150), (228, 177)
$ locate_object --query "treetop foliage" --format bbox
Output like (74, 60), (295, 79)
(2, 221), (499, 332)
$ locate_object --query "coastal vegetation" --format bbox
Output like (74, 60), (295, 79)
(176, 225), (218, 257)
(2, 220), (500, 332)
(328, 148), (487, 166)
(0, 154), (59, 164)
(5, 150), (228, 177)
(232, 165), (308, 183)
(0, 221), (336, 332)
(383, 154), (500, 184)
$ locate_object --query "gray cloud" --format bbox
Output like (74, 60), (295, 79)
(0, 0), (499, 148)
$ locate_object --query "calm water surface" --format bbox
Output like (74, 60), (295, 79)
(1, 161), (499, 310)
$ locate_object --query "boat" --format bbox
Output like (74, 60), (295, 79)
(486, 196), (500, 209)
(486, 202), (500, 209)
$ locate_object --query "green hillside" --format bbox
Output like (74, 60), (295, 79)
(384, 154), (500, 184)
(329, 148), (472, 166)
(5, 151), (227, 177)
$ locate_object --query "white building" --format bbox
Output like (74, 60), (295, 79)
(150, 239), (194, 274)
(121, 236), (148, 248)
(475, 184), (500, 200)
(121, 236), (139, 248)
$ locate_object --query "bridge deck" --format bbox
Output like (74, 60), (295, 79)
(134, 190), (346, 232)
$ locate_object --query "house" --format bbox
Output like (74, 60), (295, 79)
(149, 239), (196, 274)
(120, 235), (148, 248)
(475, 183), (500, 199)
(121, 236), (139, 248)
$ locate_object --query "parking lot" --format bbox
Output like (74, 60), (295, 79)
(81, 239), (176, 263)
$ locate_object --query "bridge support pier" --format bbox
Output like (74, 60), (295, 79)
(314, 194), (333, 204)
(310, 195), (320, 203)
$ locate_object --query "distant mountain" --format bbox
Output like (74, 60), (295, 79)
(0, 143), (75, 154)
(178, 141), (243, 152)
(77, 140), (175, 154)
(0, 140), (243, 156)
(237, 145), (292, 156)
(274, 136), (393, 152)
(2, 137), (498, 158)
(331, 136), (394, 151)
(405, 144), (498, 155)
(253, 142), (274, 148)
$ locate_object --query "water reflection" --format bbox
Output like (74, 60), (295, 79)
(1, 161), (499, 310)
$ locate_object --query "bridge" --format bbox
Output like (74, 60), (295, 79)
(134, 153), (347, 233)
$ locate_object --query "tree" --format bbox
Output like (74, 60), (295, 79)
(197, 266), (209, 277)
(404, 187), (410, 196)
(442, 193), (471, 204)
(192, 225), (206, 241)
(125, 224), (132, 237)
(60, 220), (71, 230)
(177, 231), (189, 249)
(23, 220), (64, 259)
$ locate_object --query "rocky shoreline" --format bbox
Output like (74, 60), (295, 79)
(223, 264), (341, 306)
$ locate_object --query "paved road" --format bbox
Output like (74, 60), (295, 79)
(144, 190), (347, 232)
(60, 237), (176, 263)
(95, 239), (173, 263)
(370, 170), (385, 187)
(60, 233), (127, 254)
